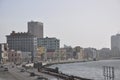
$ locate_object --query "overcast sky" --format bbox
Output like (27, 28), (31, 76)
(0, 0), (120, 49)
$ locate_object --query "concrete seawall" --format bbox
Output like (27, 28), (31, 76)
(43, 59), (89, 67)
(41, 67), (93, 80)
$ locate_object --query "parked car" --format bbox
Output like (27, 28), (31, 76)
(4, 67), (8, 71)
(30, 72), (35, 77)
(0, 65), (4, 68)
(20, 69), (25, 72)
(36, 76), (48, 80)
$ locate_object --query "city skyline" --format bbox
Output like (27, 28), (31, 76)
(0, 0), (120, 49)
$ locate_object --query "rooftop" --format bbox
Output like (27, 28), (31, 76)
(6, 31), (35, 37)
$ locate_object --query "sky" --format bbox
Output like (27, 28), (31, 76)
(0, 0), (120, 49)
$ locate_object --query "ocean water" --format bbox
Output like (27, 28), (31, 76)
(50, 60), (120, 80)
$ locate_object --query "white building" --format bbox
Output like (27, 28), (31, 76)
(0, 43), (8, 64)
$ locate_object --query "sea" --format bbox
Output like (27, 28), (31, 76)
(50, 59), (120, 80)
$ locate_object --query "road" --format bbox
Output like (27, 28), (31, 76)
(0, 64), (62, 80)
(0, 71), (19, 80)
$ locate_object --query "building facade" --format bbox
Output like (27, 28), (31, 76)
(28, 21), (43, 38)
(0, 43), (8, 63)
(58, 48), (67, 60)
(98, 48), (111, 60)
(6, 31), (37, 61)
(84, 48), (98, 60)
(64, 45), (73, 59)
(8, 50), (22, 64)
(111, 34), (120, 57)
(35, 46), (46, 61)
(0, 44), (2, 63)
(37, 37), (60, 52)
(21, 52), (31, 63)
(74, 46), (84, 60)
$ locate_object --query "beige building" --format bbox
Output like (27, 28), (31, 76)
(2, 51), (8, 64)
(28, 21), (43, 38)
(74, 46), (84, 59)
(8, 50), (22, 64)
(78, 48), (84, 60)
(58, 48), (67, 60)
(35, 46), (46, 61)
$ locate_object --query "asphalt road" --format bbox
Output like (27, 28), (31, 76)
(0, 64), (62, 80)
(0, 71), (19, 80)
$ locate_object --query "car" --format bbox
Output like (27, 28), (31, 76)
(0, 65), (4, 68)
(4, 67), (8, 71)
(30, 72), (35, 77)
(36, 76), (48, 80)
(12, 65), (14, 68)
(20, 69), (25, 72)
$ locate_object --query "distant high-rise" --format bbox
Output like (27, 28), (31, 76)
(28, 21), (43, 38)
(111, 34), (120, 57)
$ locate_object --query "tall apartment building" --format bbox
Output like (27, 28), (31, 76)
(6, 31), (37, 61)
(28, 21), (43, 38)
(111, 34), (120, 57)
(37, 37), (60, 52)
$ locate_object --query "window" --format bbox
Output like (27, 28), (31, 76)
(15, 53), (17, 56)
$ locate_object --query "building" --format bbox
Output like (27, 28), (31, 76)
(78, 48), (84, 60)
(8, 50), (22, 64)
(0, 44), (2, 63)
(0, 44), (4, 63)
(84, 47), (98, 60)
(6, 31), (37, 61)
(58, 48), (67, 60)
(73, 46), (81, 59)
(64, 45), (73, 59)
(46, 52), (56, 61)
(35, 46), (46, 61)
(74, 46), (84, 60)
(111, 34), (120, 57)
(0, 43), (8, 63)
(37, 37), (60, 52)
(28, 21), (43, 38)
(21, 52), (31, 63)
(98, 48), (111, 60)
